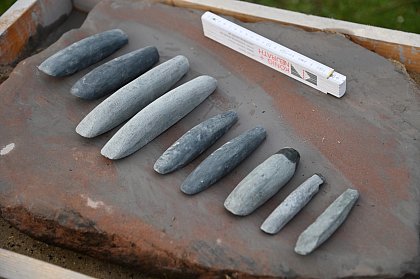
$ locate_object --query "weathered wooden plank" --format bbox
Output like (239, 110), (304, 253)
(0, 0), (72, 65)
(0, 248), (93, 279)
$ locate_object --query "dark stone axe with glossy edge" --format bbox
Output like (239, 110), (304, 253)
(38, 29), (128, 77)
(181, 126), (267, 195)
(154, 110), (238, 174)
(71, 46), (159, 100)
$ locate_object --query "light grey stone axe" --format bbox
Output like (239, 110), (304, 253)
(224, 148), (300, 216)
(295, 188), (359, 255)
(76, 55), (189, 138)
(261, 173), (325, 234)
(101, 75), (217, 160)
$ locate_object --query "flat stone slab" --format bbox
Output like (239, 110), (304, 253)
(0, 0), (419, 277)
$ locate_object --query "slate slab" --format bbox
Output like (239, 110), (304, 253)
(0, 0), (419, 277)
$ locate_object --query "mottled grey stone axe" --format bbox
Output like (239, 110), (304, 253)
(38, 29), (128, 77)
(261, 173), (325, 234)
(295, 188), (359, 255)
(101, 75), (217, 160)
(76, 55), (189, 138)
(154, 111), (238, 174)
(181, 126), (267, 195)
(224, 148), (300, 216)
(71, 46), (159, 100)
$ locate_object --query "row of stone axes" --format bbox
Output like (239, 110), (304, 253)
(38, 29), (359, 255)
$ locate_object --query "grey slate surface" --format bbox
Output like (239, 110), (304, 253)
(1, 1), (418, 277)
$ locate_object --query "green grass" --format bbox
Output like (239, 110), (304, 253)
(0, 0), (16, 15)
(244, 0), (420, 33)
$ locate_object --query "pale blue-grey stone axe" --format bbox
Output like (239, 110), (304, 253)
(101, 75), (217, 160)
(261, 173), (325, 234)
(224, 147), (300, 216)
(295, 188), (359, 255)
(76, 55), (189, 138)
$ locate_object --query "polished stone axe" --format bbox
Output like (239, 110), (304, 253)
(39, 29), (128, 77)
(101, 75), (217, 160)
(71, 46), (159, 100)
(295, 188), (359, 255)
(76, 55), (189, 138)
(154, 110), (238, 174)
(261, 173), (325, 234)
(224, 148), (300, 216)
(181, 126), (266, 195)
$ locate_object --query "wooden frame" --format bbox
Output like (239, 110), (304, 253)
(0, 0), (72, 65)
